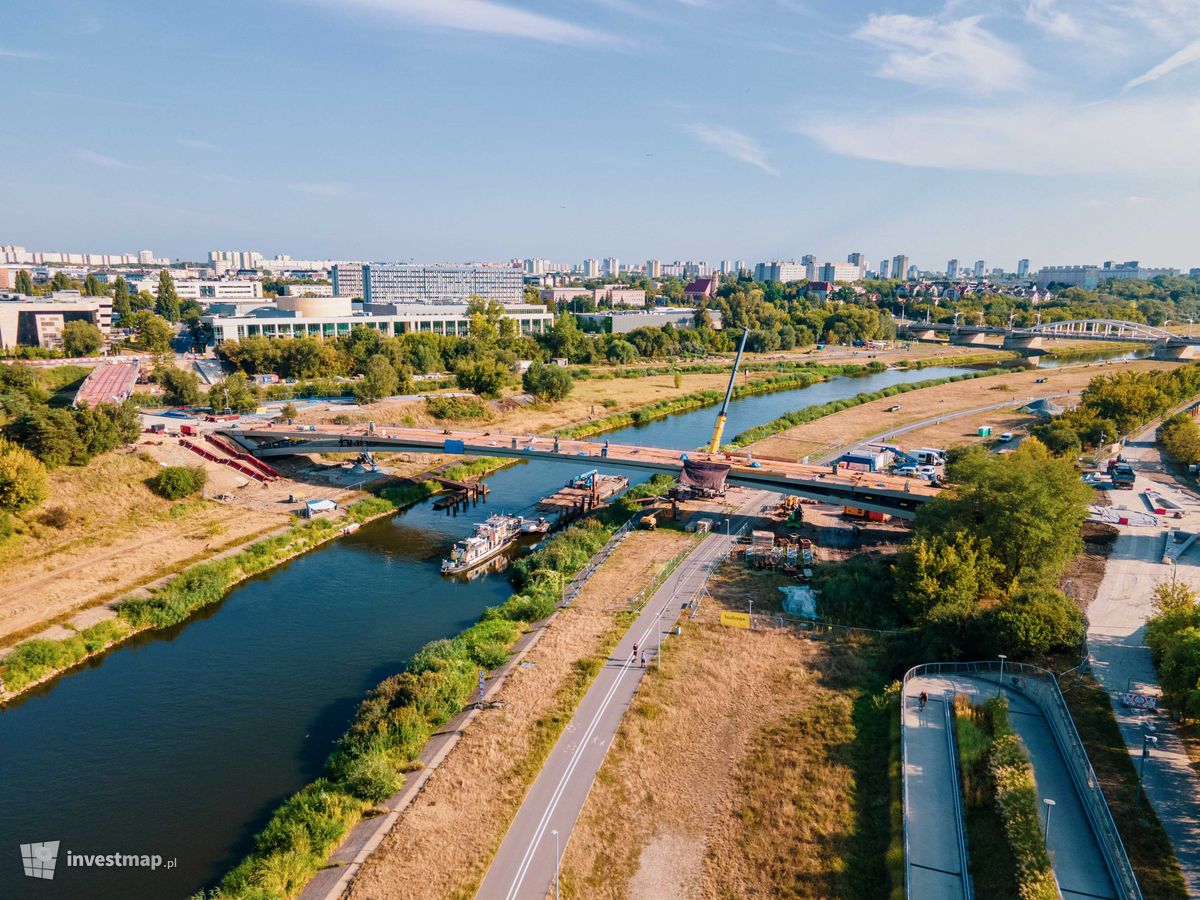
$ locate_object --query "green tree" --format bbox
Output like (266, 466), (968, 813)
(155, 270), (181, 322)
(987, 588), (1085, 657)
(156, 365), (202, 407)
(606, 338), (637, 364)
(83, 274), (102, 296)
(0, 436), (48, 512)
(280, 402), (299, 421)
(1160, 415), (1200, 467)
(15, 269), (33, 296)
(454, 357), (509, 399)
(895, 531), (999, 623)
(916, 439), (1093, 586)
(1154, 576), (1199, 614)
(208, 372), (259, 413)
(112, 276), (132, 321)
(6, 408), (84, 467)
(61, 321), (104, 356)
(522, 361), (573, 401)
(353, 354), (400, 403)
(1030, 419), (1083, 457)
(126, 311), (173, 353)
(50, 272), (72, 292)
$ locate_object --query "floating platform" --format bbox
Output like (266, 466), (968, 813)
(537, 473), (628, 513)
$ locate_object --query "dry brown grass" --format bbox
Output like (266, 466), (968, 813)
(558, 566), (892, 900)
(748, 359), (1177, 460)
(347, 528), (697, 900)
(0, 447), (287, 645)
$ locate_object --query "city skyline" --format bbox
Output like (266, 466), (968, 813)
(4, 1), (1200, 265)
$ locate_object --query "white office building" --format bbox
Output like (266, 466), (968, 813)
(754, 261), (808, 283)
(816, 261), (863, 283)
(0, 293), (111, 348)
(125, 274), (263, 301)
(1035, 261), (1180, 289)
(332, 263), (523, 304)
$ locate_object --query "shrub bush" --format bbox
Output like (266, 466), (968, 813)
(424, 396), (489, 420)
(149, 465), (207, 500)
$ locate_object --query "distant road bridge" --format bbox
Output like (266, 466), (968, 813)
(897, 318), (1198, 358)
(227, 425), (941, 519)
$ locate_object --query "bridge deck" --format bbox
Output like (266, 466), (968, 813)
(228, 425), (940, 518)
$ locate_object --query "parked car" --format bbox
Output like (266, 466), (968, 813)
(998, 432), (1014, 442)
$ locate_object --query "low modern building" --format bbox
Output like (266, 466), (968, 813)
(754, 261), (807, 283)
(125, 274), (263, 301)
(0, 294), (111, 348)
(573, 308), (721, 334)
(203, 300), (552, 343)
(280, 282), (334, 297)
(332, 263), (523, 304)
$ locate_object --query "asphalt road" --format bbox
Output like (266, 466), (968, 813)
(475, 490), (771, 900)
(1088, 428), (1200, 894)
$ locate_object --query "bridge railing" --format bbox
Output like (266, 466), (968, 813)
(905, 661), (1142, 900)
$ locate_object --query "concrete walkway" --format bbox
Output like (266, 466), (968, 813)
(1087, 429), (1200, 895)
(475, 490), (770, 900)
(903, 676), (970, 900)
(905, 676), (1118, 900)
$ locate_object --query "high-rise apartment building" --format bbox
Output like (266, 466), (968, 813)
(879, 259), (890, 279)
(603, 257), (620, 277)
(646, 259), (661, 278)
(332, 263), (523, 304)
(947, 259), (959, 278)
(973, 260), (986, 278)
(847, 252), (864, 267)
(891, 255), (909, 281)
(817, 262), (863, 283)
(582, 259), (600, 278)
(754, 261), (807, 282)
(1017, 258), (1030, 278)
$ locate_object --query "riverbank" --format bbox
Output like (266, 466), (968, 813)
(0, 458), (509, 703)
(216, 477), (675, 899)
(746, 358), (1178, 461)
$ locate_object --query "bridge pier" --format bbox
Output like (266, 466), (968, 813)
(1154, 344), (1200, 361)
(1001, 335), (1047, 356)
(950, 332), (1001, 346)
(905, 328), (944, 342)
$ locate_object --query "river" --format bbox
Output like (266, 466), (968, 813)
(0, 364), (972, 899)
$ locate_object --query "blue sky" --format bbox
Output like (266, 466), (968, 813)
(4, 0), (1200, 270)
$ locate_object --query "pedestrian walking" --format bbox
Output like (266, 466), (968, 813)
(632, 642), (638, 661)
(640, 651), (646, 668)
(919, 691), (928, 711)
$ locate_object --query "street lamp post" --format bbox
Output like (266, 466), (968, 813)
(997, 654), (1007, 698)
(1140, 727), (1158, 797)
(551, 829), (559, 900)
(1042, 798), (1056, 848)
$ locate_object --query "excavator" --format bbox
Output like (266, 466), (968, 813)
(707, 327), (751, 454)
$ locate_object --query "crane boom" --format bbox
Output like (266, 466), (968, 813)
(709, 327), (750, 453)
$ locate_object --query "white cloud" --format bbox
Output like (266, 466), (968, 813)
(685, 123), (778, 175)
(797, 96), (1200, 177)
(855, 14), (1031, 94)
(1124, 38), (1200, 90)
(75, 149), (132, 169)
(1023, 0), (1081, 39)
(0, 48), (41, 59)
(307, 0), (611, 45)
(178, 137), (218, 151)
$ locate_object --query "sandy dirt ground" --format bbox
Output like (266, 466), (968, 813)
(347, 527), (698, 900)
(559, 566), (876, 900)
(748, 358), (1177, 461)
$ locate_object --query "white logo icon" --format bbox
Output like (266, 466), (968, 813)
(20, 841), (60, 879)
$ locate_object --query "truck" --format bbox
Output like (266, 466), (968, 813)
(1110, 463), (1136, 489)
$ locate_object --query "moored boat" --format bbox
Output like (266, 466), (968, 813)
(441, 514), (522, 575)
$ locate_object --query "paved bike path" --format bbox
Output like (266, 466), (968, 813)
(475, 491), (769, 900)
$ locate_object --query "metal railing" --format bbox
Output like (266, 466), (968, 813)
(561, 516), (636, 606)
(941, 689), (975, 900)
(906, 661), (1142, 900)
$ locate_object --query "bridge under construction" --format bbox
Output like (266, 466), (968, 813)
(225, 424), (941, 519)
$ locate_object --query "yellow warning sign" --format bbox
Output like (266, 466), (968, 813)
(720, 611), (751, 629)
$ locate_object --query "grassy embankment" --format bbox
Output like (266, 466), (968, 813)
(726, 367), (1008, 448)
(0, 458), (505, 697)
(953, 695), (1056, 900)
(554, 362), (887, 440)
(215, 475), (674, 900)
(1061, 678), (1188, 899)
